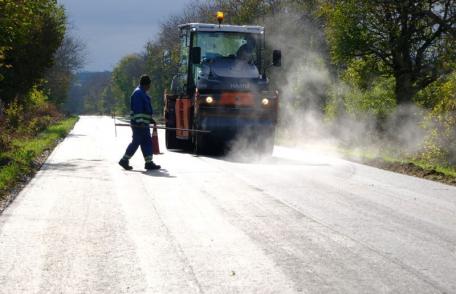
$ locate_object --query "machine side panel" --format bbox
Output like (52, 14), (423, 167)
(175, 98), (192, 139)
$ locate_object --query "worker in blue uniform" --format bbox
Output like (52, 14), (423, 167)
(119, 75), (161, 170)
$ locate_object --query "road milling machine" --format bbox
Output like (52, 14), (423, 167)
(164, 12), (282, 154)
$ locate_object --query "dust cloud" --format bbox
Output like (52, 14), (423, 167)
(225, 11), (430, 163)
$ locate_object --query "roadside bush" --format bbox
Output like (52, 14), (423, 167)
(4, 101), (23, 130)
(342, 76), (396, 121)
(26, 86), (48, 109)
(417, 72), (456, 166)
(326, 59), (396, 120)
(324, 83), (345, 122)
(2, 88), (62, 138)
(20, 88), (62, 136)
(340, 59), (396, 120)
(0, 126), (12, 153)
(325, 63), (396, 145)
(28, 115), (53, 134)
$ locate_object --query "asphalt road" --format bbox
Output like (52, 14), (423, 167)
(1, 116), (455, 294)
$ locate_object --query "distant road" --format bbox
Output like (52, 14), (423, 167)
(1, 116), (455, 293)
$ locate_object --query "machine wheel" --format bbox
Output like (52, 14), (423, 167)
(165, 129), (179, 149)
(193, 131), (207, 155)
(192, 117), (208, 155)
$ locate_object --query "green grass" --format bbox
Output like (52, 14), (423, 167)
(340, 148), (456, 177)
(0, 116), (78, 197)
(398, 158), (456, 177)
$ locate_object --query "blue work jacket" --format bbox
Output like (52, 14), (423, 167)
(130, 86), (153, 125)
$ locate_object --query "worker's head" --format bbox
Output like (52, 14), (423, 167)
(140, 75), (152, 91)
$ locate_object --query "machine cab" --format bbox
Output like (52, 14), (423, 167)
(171, 23), (268, 96)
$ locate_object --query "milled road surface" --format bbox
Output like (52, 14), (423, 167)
(1, 116), (456, 293)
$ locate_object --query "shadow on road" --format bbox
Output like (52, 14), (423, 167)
(167, 149), (331, 167)
(129, 169), (175, 178)
(43, 162), (82, 172)
(67, 133), (87, 138)
(42, 159), (104, 172)
(205, 154), (331, 167)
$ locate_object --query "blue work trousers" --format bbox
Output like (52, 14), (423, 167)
(124, 126), (153, 162)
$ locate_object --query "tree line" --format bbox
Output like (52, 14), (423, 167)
(0, 0), (85, 152)
(73, 0), (456, 166)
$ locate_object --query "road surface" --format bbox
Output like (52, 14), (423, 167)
(1, 116), (455, 293)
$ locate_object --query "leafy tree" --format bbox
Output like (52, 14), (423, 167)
(145, 44), (169, 114)
(0, 0), (66, 105)
(111, 54), (146, 113)
(99, 84), (117, 114)
(45, 33), (86, 108)
(65, 72), (111, 114)
(82, 73), (112, 114)
(323, 0), (456, 104)
(417, 72), (456, 165)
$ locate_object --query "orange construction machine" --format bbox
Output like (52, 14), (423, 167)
(164, 12), (282, 154)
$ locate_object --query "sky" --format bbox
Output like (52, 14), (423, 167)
(58, 0), (192, 72)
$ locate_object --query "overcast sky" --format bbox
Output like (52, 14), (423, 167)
(58, 0), (191, 72)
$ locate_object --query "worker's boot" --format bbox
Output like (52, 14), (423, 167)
(118, 159), (133, 170)
(145, 161), (161, 170)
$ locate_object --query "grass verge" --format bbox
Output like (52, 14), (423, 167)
(0, 116), (79, 200)
(341, 149), (456, 186)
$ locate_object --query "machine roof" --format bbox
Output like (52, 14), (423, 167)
(178, 23), (264, 34)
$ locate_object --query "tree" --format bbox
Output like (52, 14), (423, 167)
(82, 72), (112, 114)
(65, 71), (112, 114)
(45, 33), (86, 108)
(145, 43), (169, 113)
(0, 0), (66, 106)
(324, 0), (456, 104)
(111, 54), (146, 113)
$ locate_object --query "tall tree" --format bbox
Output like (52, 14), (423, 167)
(82, 72), (112, 114)
(111, 54), (146, 113)
(45, 33), (86, 108)
(0, 0), (66, 105)
(65, 71), (112, 114)
(324, 0), (456, 104)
